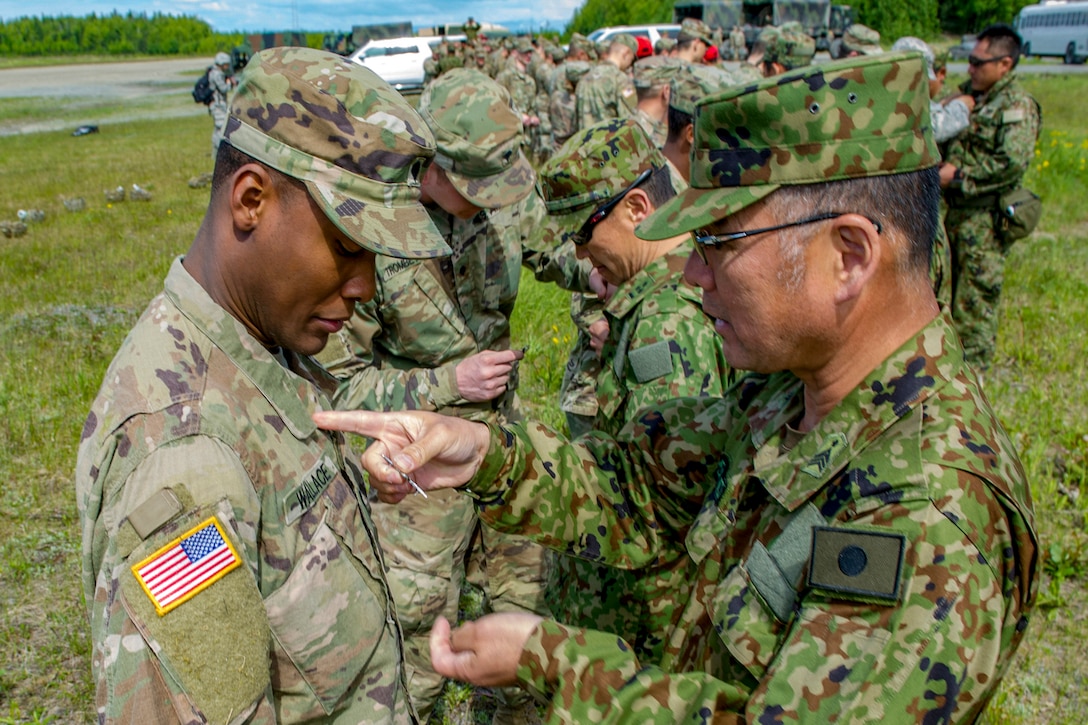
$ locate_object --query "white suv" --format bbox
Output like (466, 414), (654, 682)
(348, 35), (465, 92)
(587, 24), (682, 49)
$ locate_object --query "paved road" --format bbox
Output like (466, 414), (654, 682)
(0, 57), (208, 99)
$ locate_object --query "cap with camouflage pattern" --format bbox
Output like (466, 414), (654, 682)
(678, 18), (714, 46)
(215, 51), (231, 67)
(759, 25), (816, 69)
(637, 52), (940, 240)
(633, 56), (679, 90)
(515, 37), (534, 54)
(225, 47), (448, 258)
(891, 36), (936, 80)
(842, 24), (882, 55)
(669, 64), (737, 116)
(537, 118), (668, 248)
(656, 37), (677, 54)
(418, 67), (533, 209)
(610, 33), (639, 55)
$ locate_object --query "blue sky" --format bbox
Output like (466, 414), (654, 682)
(0, 1), (583, 34)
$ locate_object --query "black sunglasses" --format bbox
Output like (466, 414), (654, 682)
(692, 212), (882, 264)
(571, 167), (654, 246)
(967, 54), (1010, 67)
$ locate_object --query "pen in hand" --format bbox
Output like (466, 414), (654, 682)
(380, 453), (428, 498)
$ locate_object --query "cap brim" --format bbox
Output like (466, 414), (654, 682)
(304, 179), (451, 259)
(636, 183), (779, 240)
(540, 207), (586, 250)
(443, 150), (535, 210)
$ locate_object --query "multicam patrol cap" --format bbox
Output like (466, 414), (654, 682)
(678, 18), (715, 46)
(418, 67), (533, 209)
(891, 36), (937, 80)
(669, 64), (737, 116)
(537, 118), (669, 247)
(225, 47), (448, 258)
(842, 24), (883, 55)
(637, 52), (940, 240)
(759, 24), (816, 69)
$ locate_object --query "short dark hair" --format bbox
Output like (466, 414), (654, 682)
(643, 165), (677, 208)
(666, 105), (693, 144)
(978, 23), (1023, 67)
(212, 142), (306, 198)
(769, 167), (940, 277)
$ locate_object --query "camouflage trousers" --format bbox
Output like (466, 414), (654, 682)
(371, 489), (552, 723)
(946, 203), (1008, 372)
(209, 102), (229, 156)
(548, 549), (698, 666)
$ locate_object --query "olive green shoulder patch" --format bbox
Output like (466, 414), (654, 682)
(627, 340), (674, 384)
(808, 526), (905, 603)
(126, 487), (183, 539)
(121, 507), (270, 723)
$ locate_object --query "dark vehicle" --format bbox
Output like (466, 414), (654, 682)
(351, 22), (413, 49)
(675, 0), (853, 53)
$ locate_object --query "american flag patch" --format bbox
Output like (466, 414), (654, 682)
(131, 517), (241, 616)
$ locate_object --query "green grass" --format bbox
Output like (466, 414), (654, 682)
(1, 68), (1086, 723)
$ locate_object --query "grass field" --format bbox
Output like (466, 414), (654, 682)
(0, 69), (1086, 723)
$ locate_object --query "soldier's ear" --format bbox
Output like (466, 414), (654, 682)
(829, 214), (880, 304)
(229, 163), (274, 231)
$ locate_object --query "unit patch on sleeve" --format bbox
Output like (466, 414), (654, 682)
(131, 516), (242, 616)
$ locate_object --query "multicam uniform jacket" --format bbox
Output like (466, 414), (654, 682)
(552, 244), (732, 663)
(466, 313), (1037, 723)
(321, 202), (524, 420)
(76, 259), (414, 724)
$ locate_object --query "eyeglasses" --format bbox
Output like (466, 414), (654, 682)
(571, 167), (654, 247)
(967, 54), (1010, 68)
(691, 212), (882, 265)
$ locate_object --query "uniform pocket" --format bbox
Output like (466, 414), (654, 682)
(711, 561), (786, 681)
(264, 516), (396, 714)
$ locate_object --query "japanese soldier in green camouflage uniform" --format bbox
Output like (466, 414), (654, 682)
(940, 24), (1040, 372)
(317, 52), (1038, 724)
(538, 118), (731, 663)
(76, 47), (451, 723)
(575, 33), (638, 131)
(315, 67), (550, 724)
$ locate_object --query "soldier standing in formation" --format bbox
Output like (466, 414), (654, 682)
(77, 48), (449, 722)
(575, 33), (638, 131)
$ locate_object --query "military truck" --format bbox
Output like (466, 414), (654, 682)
(674, 0), (853, 53)
(351, 22), (414, 49)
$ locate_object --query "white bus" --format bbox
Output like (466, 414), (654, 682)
(1015, 0), (1088, 64)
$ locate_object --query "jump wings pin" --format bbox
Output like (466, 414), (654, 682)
(131, 517), (241, 616)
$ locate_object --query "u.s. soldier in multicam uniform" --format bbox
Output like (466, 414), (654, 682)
(537, 118), (730, 664)
(317, 52), (1039, 724)
(315, 67), (550, 724)
(207, 51), (235, 155)
(76, 47), (451, 723)
(940, 24), (1040, 372)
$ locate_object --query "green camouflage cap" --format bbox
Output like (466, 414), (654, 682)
(537, 118), (668, 248)
(570, 32), (594, 56)
(611, 33), (638, 55)
(656, 37), (678, 54)
(891, 36), (936, 80)
(638, 52), (940, 240)
(418, 67), (533, 209)
(669, 64), (737, 116)
(759, 25), (816, 69)
(633, 56), (680, 89)
(515, 37), (534, 54)
(842, 24), (882, 55)
(225, 46), (448, 258)
(678, 18), (715, 46)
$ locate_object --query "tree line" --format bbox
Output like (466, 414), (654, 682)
(0, 12), (244, 56)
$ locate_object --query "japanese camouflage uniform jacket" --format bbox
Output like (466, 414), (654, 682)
(943, 72), (1040, 200)
(575, 61), (637, 132)
(320, 199), (529, 421)
(75, 259), (414, 723)
(465, 313), (1038, 723)
(553, 244), (732, 663)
